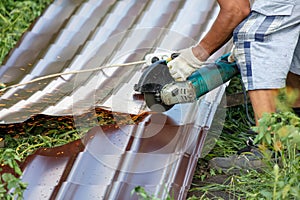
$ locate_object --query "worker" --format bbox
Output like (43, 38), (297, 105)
(167, 0), (300, 172)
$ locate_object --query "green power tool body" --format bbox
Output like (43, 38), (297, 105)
(134, 53), (239, 112)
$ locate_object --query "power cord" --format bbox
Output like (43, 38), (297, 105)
(239, 76), (256, 126)
(0, 60), (146, 93)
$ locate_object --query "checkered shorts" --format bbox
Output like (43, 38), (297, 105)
(233, 0), (300, 90)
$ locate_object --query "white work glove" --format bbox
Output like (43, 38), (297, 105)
(228, 45), (236, 63)
(167, 47), (205, 81)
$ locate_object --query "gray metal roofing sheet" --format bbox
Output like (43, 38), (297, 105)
(0, 0), (232, 199)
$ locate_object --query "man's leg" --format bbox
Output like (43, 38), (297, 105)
(286, 72), (300, 108)
(286, 72), (300, 117)
(248, 89), (279, 125)
(248, 72), (300, 125)
(249, 72), (300, 124)
(209, 1), (300, 172)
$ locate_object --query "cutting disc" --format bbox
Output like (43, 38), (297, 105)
(144, 92), (173, 112)
(134, 60), (175, 112)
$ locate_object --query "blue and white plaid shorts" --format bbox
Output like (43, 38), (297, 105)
(233, 0), (300, 90)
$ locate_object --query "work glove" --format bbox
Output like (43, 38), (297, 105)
(167, 47), (205, 81)
(227, 45), (236, 63)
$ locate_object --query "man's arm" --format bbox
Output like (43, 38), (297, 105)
(166, 0), (250, 81)
(193, 0), (251, 61)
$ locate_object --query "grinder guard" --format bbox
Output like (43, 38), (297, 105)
(134, 60), (175, 112)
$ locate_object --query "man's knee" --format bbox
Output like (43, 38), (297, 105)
(286, 72), (300, 89)
(286, 72), (300, 107)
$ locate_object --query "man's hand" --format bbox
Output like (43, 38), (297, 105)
(167, 47), (205, 81)
(228, 45), (236, 63)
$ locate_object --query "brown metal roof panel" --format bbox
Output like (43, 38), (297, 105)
(62, 153), (119, 186)
(0, 0), (232, 199)
(57, 172), (181, 200)
(63, 111), (205, 196)
(41, 0), (85, 22)
(0, 79), (56, 107)
(19, 140), (84, 199)
(16, 97), (225, 199)
(17, 104), (213, 199)
(22, 155), (70, 185)
(56, 182), (180, 200)
(56, 183), (108, 200)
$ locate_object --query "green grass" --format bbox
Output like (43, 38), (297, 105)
(0, 0), (52, 62)
(188, 111), (300, 200)
(188, 84), (300, 200)
(1, 1), (300, 200)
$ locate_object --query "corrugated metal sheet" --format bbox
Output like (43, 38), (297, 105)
(0, 0), (232, 199)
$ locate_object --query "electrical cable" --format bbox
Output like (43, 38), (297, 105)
(0, 60), (146, 92)
(239, 76), (256, 126)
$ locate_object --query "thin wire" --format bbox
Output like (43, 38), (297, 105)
(0, 60), (146, 92)
(239, 76), (256, 126)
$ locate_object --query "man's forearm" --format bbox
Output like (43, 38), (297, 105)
(193, 0), (251, 61)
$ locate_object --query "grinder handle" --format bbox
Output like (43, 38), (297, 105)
(187, 53), (239, 99)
